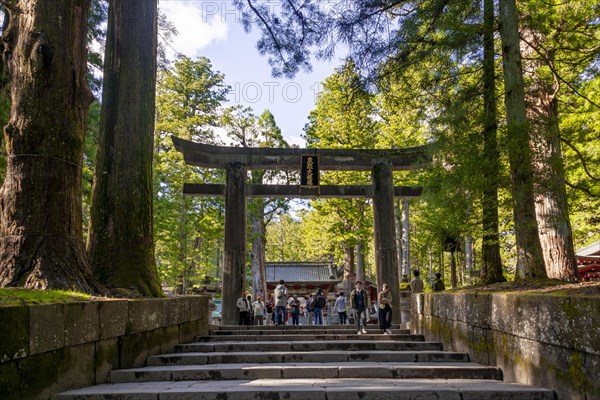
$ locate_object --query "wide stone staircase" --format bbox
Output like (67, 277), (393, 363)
(53, 324), (556, 399)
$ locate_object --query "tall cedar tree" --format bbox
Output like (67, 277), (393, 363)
(0, 0), (101, 291)
(498, 0), (546, 279)
(480, 0), (505, 283)
(87, 0), (162, 296)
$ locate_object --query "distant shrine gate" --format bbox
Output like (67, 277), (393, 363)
(173, 136), (430, 325)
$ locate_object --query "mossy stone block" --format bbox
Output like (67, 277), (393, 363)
(180, 319), (203, 343)
(162, 298), (183, 327)
(19, 343), (95, 400)
(188, 296), (205, 321)
(533, 295), (574, 348)
(121, 328), (172, 369)
(30, 303), (64, 355)
(583, 353), (600, 400)
(464, 292), (491, 329)
(571, 297), (600, 355)
(0, 361), (20, 400)
(128, 299), (164, 334)
(160, 325), (180, 354)
(95, 338), (120, 384)
(99, 300), (128, 339)
(64, 302), (99, 346)
(0, 306), (29, 362)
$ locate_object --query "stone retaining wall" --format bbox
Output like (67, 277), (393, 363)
(0, 296), (209, 400)
(411, 292), (599, 400)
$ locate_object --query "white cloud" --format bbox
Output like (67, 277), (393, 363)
(159, 1), (228, 59)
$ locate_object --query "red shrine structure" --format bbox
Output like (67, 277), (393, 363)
(576, 241), (600, 281)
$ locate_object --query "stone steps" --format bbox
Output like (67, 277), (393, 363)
(195, 333), (424, 341)
(53, 378), (556, 400)
(53, 323), (556, 400)
(176, 340), (441, 352)
(147, 350), (471, 365)
(109, 362), (504, 382)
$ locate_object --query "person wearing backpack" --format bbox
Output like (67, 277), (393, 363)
(273, 279), (288, 325)
(313, 288), (326, 325)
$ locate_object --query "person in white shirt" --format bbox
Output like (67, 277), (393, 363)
(334, 292), (348, 324)
(252, 295), (266, 325)
(236, 292), (251, 325)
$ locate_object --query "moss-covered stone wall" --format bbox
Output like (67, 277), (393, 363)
(411, 292), (599, 400)
(0, 296), (209, 400)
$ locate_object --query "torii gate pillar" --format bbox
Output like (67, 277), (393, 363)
(372, 164), (401, 324)
(222, 163), (247, 325)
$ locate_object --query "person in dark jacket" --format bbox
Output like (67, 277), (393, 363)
(350, 281), (370, 334)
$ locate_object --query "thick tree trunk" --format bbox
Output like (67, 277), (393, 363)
(527, 84), (578, 281)
(87, 0), (162, 296)
(343, 242), (355, 274)
(0, 0), (101, 292)
(450, 251), (457, 289)
(355, 242), (365, 283)
(519, 27), (578, 282)
(480, 0), (506, 284)
(498, 0), (547, 280)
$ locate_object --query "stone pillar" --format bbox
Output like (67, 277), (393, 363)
(402, 199), (411, 280)
(372, 164), (400, 324)
(222, 163), (247, 325)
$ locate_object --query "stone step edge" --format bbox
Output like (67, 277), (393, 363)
(52, 378), (556, 400)
(195, 334), (425, 341)
(147, 351), (471, 366)
(110, 363), (504, 382)
(176, 341), (442, 352)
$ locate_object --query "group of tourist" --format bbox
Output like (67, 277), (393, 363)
(235, 271), (445, 333)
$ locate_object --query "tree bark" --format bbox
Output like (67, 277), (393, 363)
(0, 0), (101, 292)
(87, 0), (162, 296)
(480, 0), (506, 284)
(498, 0), (547, 280)
(517, 26), (578, 282)
(524, 65), (578, 281)
(355, 242), (365, 283)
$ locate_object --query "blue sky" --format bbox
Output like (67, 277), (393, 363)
(159, 0), (343, 146)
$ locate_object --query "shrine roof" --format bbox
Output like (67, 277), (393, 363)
(576, 241), (600, 257)
(266, 262), (341, 284)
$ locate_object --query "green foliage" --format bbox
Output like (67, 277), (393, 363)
(561, 76), (600, 247)
(82, 101), (101, 240)
(154, 55), (230, 292)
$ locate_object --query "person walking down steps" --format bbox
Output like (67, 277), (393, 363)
(350, 281), (370, 334)
(377, 283), (393, 334)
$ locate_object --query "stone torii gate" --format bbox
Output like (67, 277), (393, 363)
(173, 137), (430, 325)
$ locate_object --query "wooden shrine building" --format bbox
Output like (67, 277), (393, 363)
(266, 262), (341, 300)
(173, 137), (430, 325)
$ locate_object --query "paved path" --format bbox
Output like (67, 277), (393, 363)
(53, 324), (555, 400)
